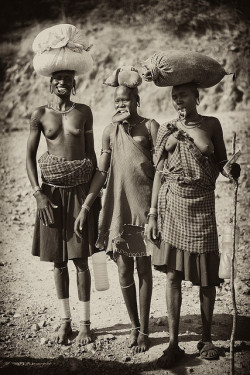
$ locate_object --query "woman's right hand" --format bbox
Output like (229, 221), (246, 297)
(147, 216), (159, 243)
(35, 192), (58, 226)
(74, 208), (88, 239)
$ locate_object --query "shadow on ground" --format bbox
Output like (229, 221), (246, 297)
(96, 314), (250, 346)
(0, 354), (204, 375)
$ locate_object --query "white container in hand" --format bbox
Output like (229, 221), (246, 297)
(92, 251), (109, 291)
(219, 223), (239, 279)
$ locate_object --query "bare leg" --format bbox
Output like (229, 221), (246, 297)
(54, 261), (72, 344)
(135, 256), (152, 352)
(117, 254), (140, 347)
(73, 258), (92, 345)
(157, 268), (184, 368)
(198, 286), (218, 359)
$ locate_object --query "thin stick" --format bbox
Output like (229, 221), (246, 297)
(230, 132), (238, 375)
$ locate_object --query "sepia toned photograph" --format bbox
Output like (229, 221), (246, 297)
(0, 1), (249, 374)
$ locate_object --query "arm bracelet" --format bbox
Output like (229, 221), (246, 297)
(81, 203), (90, 212)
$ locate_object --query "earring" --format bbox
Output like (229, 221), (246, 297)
(137, 102), (140, 107)
(50, 83), (53, 94)
(72, 81), (76, 96)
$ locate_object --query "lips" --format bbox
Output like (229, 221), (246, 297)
(178, 108), (186, 120)
(112, 110), (130, 123)
(57, 86), (68, 94)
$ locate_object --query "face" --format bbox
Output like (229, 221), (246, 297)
(114, 86), (138, 119)
(51, 70), (75, 96)
(171, 84), (197, 117)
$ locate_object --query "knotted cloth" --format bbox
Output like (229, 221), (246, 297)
(142, 50), (230, 88)
(104, 66), (142, 88)
(32, 24), (93, 76)
(38, 152), (94, 187)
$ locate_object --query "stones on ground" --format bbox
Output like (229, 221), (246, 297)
(31, 323), (40, 332)
(40, 337), (48, 345)
(38, 320), (46, 329)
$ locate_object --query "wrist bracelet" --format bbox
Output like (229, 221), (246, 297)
(81, 203), (90, 212)
(33, 185), (42, 196)
(149, 207), (157, 215)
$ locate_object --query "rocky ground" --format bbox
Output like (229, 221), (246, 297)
(0, 110), (249, 375)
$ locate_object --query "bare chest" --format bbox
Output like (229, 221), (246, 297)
(41, 111), (85, 140)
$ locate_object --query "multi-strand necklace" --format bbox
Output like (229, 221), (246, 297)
(179, 114), (203, 129)
(48, 102), (75, 117)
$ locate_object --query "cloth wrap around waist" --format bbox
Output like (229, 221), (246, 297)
(38, 151), (94, 187)
(155, 121), (220, 254)
(96, 122), (154, 252)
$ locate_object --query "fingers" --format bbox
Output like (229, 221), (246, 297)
(74, 218), (82, 239)
(46, 205), (54, 224)
(152, 226), (158, 240)
(50, 202), (58, 209)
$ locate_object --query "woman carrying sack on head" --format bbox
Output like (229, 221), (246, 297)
(74, 66), (159, 352)
(144, 51), (241, 368)
(26, 24), (100, 346)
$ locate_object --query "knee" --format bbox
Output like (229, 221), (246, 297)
(166, 269), (182, 289)
(137, 262), (151, 279)
(73, 258), (88, 272)
(54, 261), (68, 270)
(118, 264), (133, 284)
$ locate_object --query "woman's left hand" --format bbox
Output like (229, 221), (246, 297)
(74, 208), (88, 238)
(229, 162), (241, 180)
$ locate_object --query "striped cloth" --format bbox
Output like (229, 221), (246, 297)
(96, 122), (155, 256)
(38, 151), (93, 187)
(156, 121), (220, 254)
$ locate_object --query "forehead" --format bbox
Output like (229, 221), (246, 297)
(114, 86), (134, 99)
(52, 70), (75, 78)
(172, 85), (195, 96)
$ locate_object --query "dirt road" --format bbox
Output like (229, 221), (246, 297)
(0, 111), (249, 374)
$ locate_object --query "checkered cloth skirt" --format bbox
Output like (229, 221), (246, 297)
(38, 152), (93, 187)
(156, 121), (220, 254)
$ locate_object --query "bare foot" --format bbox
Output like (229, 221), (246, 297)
(54, 321), (72, 345)
(127, 328), (139, 348)
(76, 324), (92, 346)
(134, 332), (149, 353)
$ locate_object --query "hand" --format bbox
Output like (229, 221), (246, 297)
(228, 162), (241, 180)
(35, 192), (58, 226)
(146, 216), (159, 243)
(74, 208), (88, 238)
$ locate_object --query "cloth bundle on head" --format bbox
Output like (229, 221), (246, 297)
(32, 24), (93, 76)
(142, 50), (231, 88)
(104, 66), (142, 88)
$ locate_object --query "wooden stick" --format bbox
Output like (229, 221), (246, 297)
(230, 132), (238, 375)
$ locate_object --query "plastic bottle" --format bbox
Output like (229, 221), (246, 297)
(219, 222), (239, 279)
(92, 251), (110, 291)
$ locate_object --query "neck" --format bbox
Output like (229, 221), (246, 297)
(127, 112), (141, 124)
(49, 95), (72, 110)
(184, 110), (199, 122)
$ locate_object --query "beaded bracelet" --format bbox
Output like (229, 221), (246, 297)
(81, 203), (90, 212)
(33, 185), (42, 196)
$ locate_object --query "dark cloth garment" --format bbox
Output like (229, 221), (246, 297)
(38, 152), (93, 186)
(96, 121), (155, 257)
(32, 183), (101, 263)
(152, 242), (223, 286)
(153, 120), (222, 286)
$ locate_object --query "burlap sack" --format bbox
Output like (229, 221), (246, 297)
(32, 24), (93, 76)
(142, 51), (231, 88)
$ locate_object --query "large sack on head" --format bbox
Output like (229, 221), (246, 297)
(32, 24), (93, 76)
(142, 51), (231, 88)
(104, 66), (142, 88)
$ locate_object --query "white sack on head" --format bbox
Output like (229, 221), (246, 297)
(142, 51), (231, 88)
(32, 24), (93, 76)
